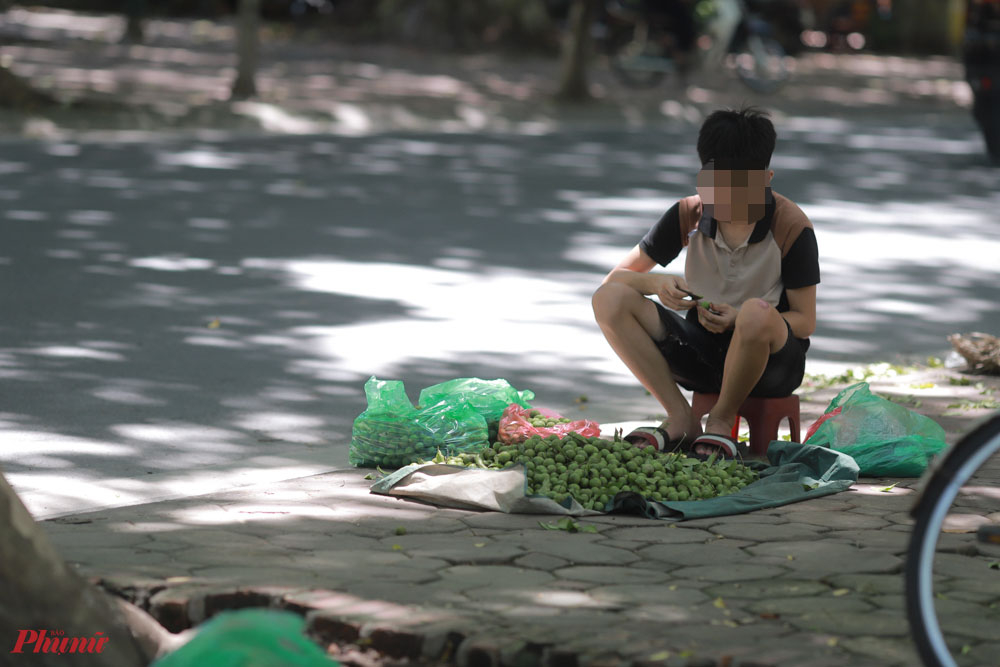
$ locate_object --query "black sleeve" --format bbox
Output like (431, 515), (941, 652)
(781, 227), (820, 289)
(639, 203), (684, 267)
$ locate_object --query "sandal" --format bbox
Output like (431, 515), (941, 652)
(689, 433), (742, 461)
(624, 426), (691, 453)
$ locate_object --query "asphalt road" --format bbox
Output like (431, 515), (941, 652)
(2, 104), (998, 519)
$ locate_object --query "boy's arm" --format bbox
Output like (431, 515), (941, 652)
(600, 244), (658, 292)
(782, 285), (817, 339)
(600, 245), (695, 311)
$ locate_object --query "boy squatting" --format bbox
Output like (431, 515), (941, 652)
(592, 106), (820, 460)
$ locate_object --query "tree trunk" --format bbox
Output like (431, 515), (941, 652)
(231, 0), (261, 100)
(895, 0), (951, 54)
(0, 470), (147, 666)
(555, 0), (597, 101)
(122, 0), (146, 44)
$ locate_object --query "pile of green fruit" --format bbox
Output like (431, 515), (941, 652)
(525, 409), (573, 429)
(351, 417), (488, 469)
(479, 432), (758, 510)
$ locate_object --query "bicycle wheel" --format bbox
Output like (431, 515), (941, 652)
(905, 413), (1000, 667)
(727, 32), (790, 93)
(605, 20), (671, 88)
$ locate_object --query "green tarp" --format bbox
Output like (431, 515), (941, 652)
(371, 441), (859, 521)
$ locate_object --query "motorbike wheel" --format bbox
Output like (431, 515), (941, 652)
(605, 21), (671, 89)
(727, 32), (790, 94)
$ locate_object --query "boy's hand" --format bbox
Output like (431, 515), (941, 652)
(697, 301), (736, 333)
(656, 276), (697, 311)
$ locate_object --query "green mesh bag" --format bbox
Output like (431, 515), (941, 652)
(350, 376), (489, 468)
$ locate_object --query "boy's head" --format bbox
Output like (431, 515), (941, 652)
(696, 106), (776, 225)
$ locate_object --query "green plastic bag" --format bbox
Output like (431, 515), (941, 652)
(418, 377), (534, 442)
(417, 378), (534, 421)
(350, 376), (490, 468)
(152, 609), (338, 667)
(805, 382), (948, 477)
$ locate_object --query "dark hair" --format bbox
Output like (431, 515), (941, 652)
(696, 105), (776, 170)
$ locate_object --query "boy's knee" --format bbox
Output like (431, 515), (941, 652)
(592, 282), (634, 322)
(735, 299), (775, 340)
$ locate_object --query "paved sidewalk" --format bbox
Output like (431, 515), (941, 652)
(39, 365), (1000, 667)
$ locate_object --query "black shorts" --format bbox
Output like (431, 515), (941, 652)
(652, 302), (808, 397)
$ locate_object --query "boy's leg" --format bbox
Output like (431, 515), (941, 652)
(591, 282), (700, 441)
(697, 299), (789, 456)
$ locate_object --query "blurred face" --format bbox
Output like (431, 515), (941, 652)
(696, 165), (773, 224)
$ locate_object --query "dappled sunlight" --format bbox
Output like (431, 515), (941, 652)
(850, 484), (916, 496)
(3, 108), (999, 520)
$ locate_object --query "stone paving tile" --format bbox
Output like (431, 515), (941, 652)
(822, 572), (905, 595)
(926, 551), (1000, 581)
(374, 533), (525, 564)
(186, 565), (323, 587)
(578, 514), (670, 527)
(776, 508), (891, 530)
(340, 516), (471, 536)
(498, 531), (642, 565)
(552, 565), (673, 585)
(638, 538), (756, 566)
(936, 599), (1000, 641)
(707, 521), (827, 541)
(866, 593), (905, 610)
(269, 531), (380, 551)
(668, 563), (789, 583)
(465, 586), (626, 612)
(460, 511), (579, 530)
(747, 593), (875, 616)
(785, 608), (909, 637)
(599, 525), (716, 543)
(702, 578), (831, 600)
(44, 526), (153, 548)
(745, 540), (903, 574)
(62, 546), (175, 567)
(822, 528), (910, 552)
(840, 636), (922, 666)
(589, 582), (709, 606)
(168, 528), (274, 548)
(512, 552), (569, 571)
(432, 564), (554, 590)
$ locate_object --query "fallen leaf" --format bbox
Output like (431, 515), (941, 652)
(759, 612), (780, 620)
(826, 637), (838, 647)
(474, 542), (486, 547)
(832, 588), (850, 597)
(786, 554), (795, 560)
(880, 482), (898, 492)
(713, 597), (726, 609)
(391, 544), (403, 551)
(207, 318), (221, 329)
(646, 651), (671, 661)
(394, 527), (406, 536)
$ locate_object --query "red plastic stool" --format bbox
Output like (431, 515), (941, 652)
(690, 393), (801, 458)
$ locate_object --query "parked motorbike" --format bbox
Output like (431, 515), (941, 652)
(964, 0), (1000, 164)
(600, 0), (793, 93)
